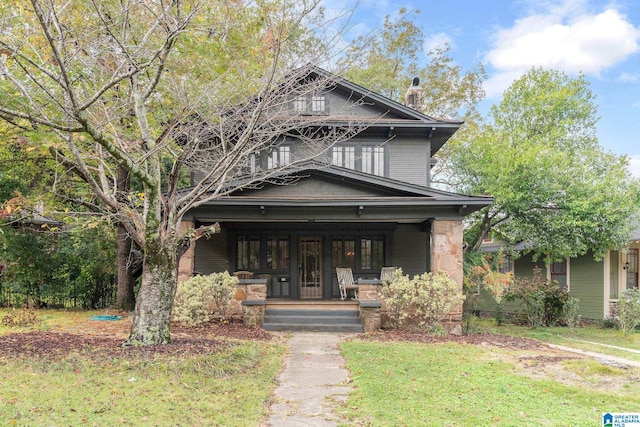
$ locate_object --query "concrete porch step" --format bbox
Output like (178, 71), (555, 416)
(263, 306), (363, 333)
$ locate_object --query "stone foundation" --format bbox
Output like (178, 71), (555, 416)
(204, 279), (267, 320)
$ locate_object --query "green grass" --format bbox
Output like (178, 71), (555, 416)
(475, 319), (640, 362)
(0, 308), (117, 335)
(0, 308), (285, 426)
(0, 342), (284, 426)
(341, 340), (640, 426)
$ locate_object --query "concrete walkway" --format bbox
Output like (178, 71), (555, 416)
(268, 333), (353, 427)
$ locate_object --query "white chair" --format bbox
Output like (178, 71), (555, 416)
(336, 267), (359, 300)
(380, 267), (397, 285)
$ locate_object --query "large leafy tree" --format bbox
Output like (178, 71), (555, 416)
(0, 0), (362, 344)
(339, 8), (486, 120)
(443, 68), (640, 260)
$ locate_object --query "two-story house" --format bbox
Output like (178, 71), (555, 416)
(177, 66), (492, 304)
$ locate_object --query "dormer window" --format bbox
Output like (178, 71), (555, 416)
(311, 95), (326, 113)
(292, 94), (327, 114)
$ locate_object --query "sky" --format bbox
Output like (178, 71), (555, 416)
(321, 0), (640, 176)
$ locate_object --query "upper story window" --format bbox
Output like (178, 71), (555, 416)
(362, 146), (385, 176)
(292, 94), (327, 114)
(268, 146), (291, 169)
(311, 95), (326, 113)
(245, 153), (257, 174)
(331, 146), (355, 169)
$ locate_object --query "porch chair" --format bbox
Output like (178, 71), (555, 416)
(336, 267), (359, 300)
(380, 267), (397, 285)
(233, 271), (254, 279)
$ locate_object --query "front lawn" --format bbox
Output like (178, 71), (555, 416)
(341, 339), (640, 426)
(0, 309), (284, 426)
(476, 319), (640, 362)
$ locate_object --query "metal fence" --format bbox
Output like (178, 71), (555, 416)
(0, 275), (116, 309)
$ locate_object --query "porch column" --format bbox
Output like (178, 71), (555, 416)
(177, 220), (195, 284)
(430, 219), (464, 332)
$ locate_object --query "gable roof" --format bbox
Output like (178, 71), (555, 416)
(298, 66), (462, 153)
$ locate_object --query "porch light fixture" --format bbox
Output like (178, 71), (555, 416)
(260, 205), (266, 215)
(624, 261), (630, 270)
(357, 205), (364, 216)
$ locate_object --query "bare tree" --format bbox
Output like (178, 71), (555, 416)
(0, 0), (365, 344)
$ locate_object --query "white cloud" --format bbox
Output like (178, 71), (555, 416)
(628, 154), (640, 178)
(424, 32), (454, 52)
(620, 72), (640, 83)
(484, 4), (640, 97)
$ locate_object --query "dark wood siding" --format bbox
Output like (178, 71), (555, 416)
(193, 228), (229, 275)
(390, 224), (428, 276)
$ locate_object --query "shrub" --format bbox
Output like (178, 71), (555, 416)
(380, 269), (412, 329)
(173, 272), (238, 327)
(463, 254), (513, 328)
(381, 269), (465, 332)
(616, 289), (640, 334)
(562, 297), (581, 329)
(504, 267), (571, 328)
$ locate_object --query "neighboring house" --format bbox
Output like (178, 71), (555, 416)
(479, 230), (640, 320)
(177, 66), (492, 305)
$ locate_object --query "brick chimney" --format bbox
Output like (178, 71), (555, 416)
(404, 77), (423, 111)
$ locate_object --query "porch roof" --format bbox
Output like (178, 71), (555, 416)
(187, 163), (493, 224)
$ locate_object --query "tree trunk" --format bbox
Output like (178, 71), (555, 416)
(127, 235), (178, 345)
(115, 224), (136, 310)
(115, 165), (136, 310)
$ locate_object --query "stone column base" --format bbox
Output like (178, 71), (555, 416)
(242, 299), (265, 327)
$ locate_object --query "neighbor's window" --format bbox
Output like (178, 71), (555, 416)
(362, 146), (385, 176)
(331, 146), (355, 169)
(361, 237), (384, 270)
(497, 255), (513, 274)
(268, 146), (291, 169)
(267, 236), (289, 270)
(626, 249), (638, 290)
(332, 238), (355, 268)
(551, 259), (567, 291)
(237, 236), (260, 270)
